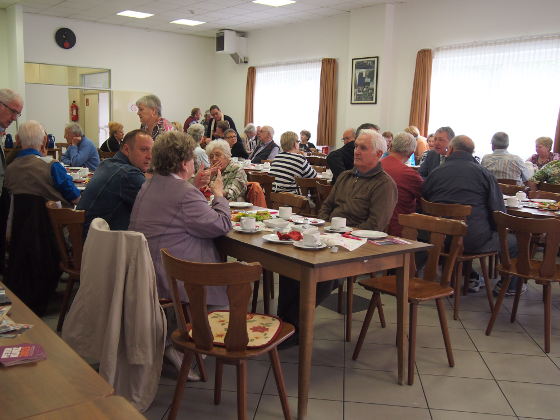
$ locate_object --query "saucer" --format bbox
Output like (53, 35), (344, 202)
(324, 226), (353, 233)
(293, 241), (327, 250)
(233, 226), (260, 233)
(353, 230), (388, 239)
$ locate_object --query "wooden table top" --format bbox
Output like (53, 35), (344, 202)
(507, 205), (560, 219)
(22, 397), (146, 420)
(0, 283), (114, 420)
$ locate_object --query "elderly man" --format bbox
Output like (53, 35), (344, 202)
(5, 120), (80, 207)
(0, 89), (24, 187)
(249, 125), (279, 164)
(187, 123), (210, 169)
(240, 123), (258, 152)
(327, 123), (379, 184)
(423, 135), (522, 296)
(417, 126), (455, 179)
(481, 132), (529, 186)
(277, 130), (397, 349)
(183, 107), (201, 132)
(205, 105), (238, 140)
(381, 132), (423, 237)
(60, 123), (100, 171)
(342, 127), (356, 145)
(77, 129), (153, 238)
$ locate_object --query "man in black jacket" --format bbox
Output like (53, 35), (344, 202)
(205, 105), (238, 140)
(417, 126), (455, 179)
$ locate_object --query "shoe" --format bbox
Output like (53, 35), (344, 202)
(468, 277), (486, 293)
(277, 332), (299, 350)
(164, 345), (201, 382)
(492, 281), (527, 297)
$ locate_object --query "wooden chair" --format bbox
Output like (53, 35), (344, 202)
(499, 183), (526, 195)
(497, 178), (517, 185)
(262, 159), (274, 165)
(312, 165), (326, 173)
(352, 213), (468, 385)
(538, 182), (560, 194)
(270, 192), (308, 215)
(160, 249), (294, 420)
(46, 201), (85, 331)
(486, 212), (560, 352)
(294, 177), (324, 216)
(310, 151), (327, 157)
(306, 156), (328, 169)
(316, 182), (333, 211)
(528, 190), (560, 201)
(247, 173), (274, 209)
(421, 198), (496, 319)
(56, 142), (70, 149)
(98, 149), (117, 160)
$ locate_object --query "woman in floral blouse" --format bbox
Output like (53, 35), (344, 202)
(526, 136), (560, 169)
(136, 94), (174, 140)
(206, 140), (247, 202)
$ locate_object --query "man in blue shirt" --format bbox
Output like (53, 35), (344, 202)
(5, 120), (81, 207)
(61, 123), (100, 171)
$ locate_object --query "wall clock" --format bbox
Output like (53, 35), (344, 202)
(55, 28), (76, 49)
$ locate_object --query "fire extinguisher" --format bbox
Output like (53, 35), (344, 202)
(71, 101), (78, 121)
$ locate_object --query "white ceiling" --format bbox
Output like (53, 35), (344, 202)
(0, 0), (410, 38)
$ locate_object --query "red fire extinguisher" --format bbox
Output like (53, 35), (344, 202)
(71, 101), (78, 121)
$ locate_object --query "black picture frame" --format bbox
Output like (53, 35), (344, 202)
(351, 56), (379, 104)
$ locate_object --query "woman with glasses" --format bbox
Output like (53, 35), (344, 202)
(206, 139), (247, 202)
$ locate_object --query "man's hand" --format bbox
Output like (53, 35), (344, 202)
(209, 169), (224, 198)
(192, 162), (212, 188)
(71, 135), (82, 146)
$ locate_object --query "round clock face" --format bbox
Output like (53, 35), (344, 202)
(55, 28), (76, 49)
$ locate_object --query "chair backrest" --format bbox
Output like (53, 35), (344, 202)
(295, 177), (322, 216)
(46, 201), (86, 275)
(160, 248), (262, 352)
(247, 173), (274, 208)
(270, 192), (307, 215)
(528, 190), (560, 201)
(312, 165), (326, 173)
(306, 156), (329, 168)
(498, 183), (526, 195)
(421, 197), (472, 221)
(98, 149), (117, 160)
(262, 159), (274, 165)
(316, 182), (333, 211)
(493, 211), (560, 278)
(311, 151), (327, 157)
(538, 182), (560, 194)
(398, 213), (468, 287)
(497, 178), (517, 185)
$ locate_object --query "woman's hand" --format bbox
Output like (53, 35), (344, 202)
(209, 169), (224, 197)
(192, 162), (212, 188)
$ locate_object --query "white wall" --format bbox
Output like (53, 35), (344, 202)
(0, 10), (8, 90)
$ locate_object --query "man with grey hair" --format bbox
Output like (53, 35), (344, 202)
(240, 123), (258, 152)
(381, 132), (424, 236)
(5, 120), (81, 207)
(418, 126), (455, 179)
(481, 131), (529, 186)
(60, 122), (100, 171)
(342, 127), (356, 145)
(249, 125), (279, 163)
(187, 123), (210, 168)
(0, 88), (24, 187)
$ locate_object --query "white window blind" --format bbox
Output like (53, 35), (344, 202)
(429, 34), (560, 159)
(254, 60), (321, 145)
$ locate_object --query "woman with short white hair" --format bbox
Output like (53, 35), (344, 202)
(136, 94), (174, 140)
(206, 140), (247, 201)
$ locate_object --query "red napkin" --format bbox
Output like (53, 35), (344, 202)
(276, 231), (303, 241)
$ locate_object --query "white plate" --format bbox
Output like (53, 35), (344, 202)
(324, 226), (353, 233)
(68, 167), (84, 171)
(233, 226), (261, 234)
(229, 202), (253, 208)
(262, 234), (294, 244)
(353, 230), (388, 239)
(506, 204), (522, 209)
(292, 218), (325, 225)
(530, 199), (557, 204)
(293, 241), (327, 250)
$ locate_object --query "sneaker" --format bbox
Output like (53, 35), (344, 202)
(468, 279), (481, 293)
(164, 345), (201, 382)
(492, 281), (527, 297)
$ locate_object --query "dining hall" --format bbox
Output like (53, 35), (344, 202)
(1, 0), (560, 419)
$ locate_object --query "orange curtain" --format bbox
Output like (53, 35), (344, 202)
(317, 58), (337, 147)
(554, 107), (560, 153)
(244, 66), (256, 127)
(408, 49), (433, 137)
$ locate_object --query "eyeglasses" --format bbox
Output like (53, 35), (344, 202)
(0, 101), (21, 118)
(225, 136), (237, 140)
(342, 136), (353, 141)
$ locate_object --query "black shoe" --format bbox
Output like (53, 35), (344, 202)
(277, 332), (299, 350)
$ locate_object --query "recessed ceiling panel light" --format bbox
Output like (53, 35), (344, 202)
(117, 10), (154, 19)
(252, 0), (296, 6)
(171, 19), (205, 26)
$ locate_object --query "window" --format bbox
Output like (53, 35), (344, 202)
(429, 34), (560, 159)
(254, 60), (321, 145)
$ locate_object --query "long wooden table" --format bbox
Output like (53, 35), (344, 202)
(215, 218), (432, 420)
(0, 283), (114, 420)
(23, 397), (146, 420)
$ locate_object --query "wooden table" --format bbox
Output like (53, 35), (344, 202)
(0, 283), (114, 420)
(507, 205), (560, 219)
(215, 216), (432, 419)
(22, 397), (146, 420)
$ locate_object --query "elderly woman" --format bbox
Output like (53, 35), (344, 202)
(206, 139), (247, 202)
(299, 130), (317, 153)
(187, 123), (210, 169)
(136, 94), (174, 140)
(100, 121), (124, 152)
(405, 125), (428, 165)
(224, 128), (249, 159)
(240, 123), (258, 152)
(269, 131), (318, 193)
(527, 136), (560, 169)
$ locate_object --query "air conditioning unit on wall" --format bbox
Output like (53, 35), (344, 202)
(216, 30), (248, 64)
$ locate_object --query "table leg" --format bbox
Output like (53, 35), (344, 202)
(297, 272), (317, 420)
(395, 253), (410, 385)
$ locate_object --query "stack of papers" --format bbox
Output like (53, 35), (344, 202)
(0, 343), (46, 366)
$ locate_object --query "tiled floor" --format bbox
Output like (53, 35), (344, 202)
(41, 257), (560, 420)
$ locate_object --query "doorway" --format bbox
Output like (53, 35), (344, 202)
(68, 89), (110, 148)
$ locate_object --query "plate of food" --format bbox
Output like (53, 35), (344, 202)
(536, 202), (560, 211)
(229, 202), (253, 208)
(231, 210), (272, 222)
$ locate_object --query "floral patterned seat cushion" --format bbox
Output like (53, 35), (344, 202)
(188, 311), (283, 348)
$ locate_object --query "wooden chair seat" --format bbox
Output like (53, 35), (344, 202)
(457, 251), (500, 262)
(497, 259), (560, 281)
(360, 275), (455, 302)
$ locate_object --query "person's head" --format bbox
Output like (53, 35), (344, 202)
(390, 132), (416, 159)
(354, 129), (386, 173)
(215, 120), (230, 137)
(404, 126), (420, 139)
(342, 128), (356, 145)
(17, 120), (47, 150)
(280, 131), (300, 152)
(448, 135), (475, 156)
(151, 131), (196, 176)
(109, 122), (124, 142)
(535, 136), (553, 157)
(259, 126), (274, 143)
(64, 123), (84, 142)
(434, 126), (455, 156)
(209, 105), (223, 122)
(204, 109), (212, 122)
(0, 88), (23, 130)
(427, 133), (435, 149)
(120, 129), (153, 172)
(171, 121), (183, 132)
(224, 128), (238, 148)
(190, 107), (201, 120)
(244, 123), (256, 138)
(256, 126), (262, 137)
(206, 139), (231, 169)
(382, 131), (393, 148)
(356, 123), (380, 138)
(491, 132), (509, 150)
(136, 95), (162, 125)
(300, 130), (311, 143)
(187, 123), (205, 144)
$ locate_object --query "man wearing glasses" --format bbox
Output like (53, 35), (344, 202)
(249, 125), (279, 164)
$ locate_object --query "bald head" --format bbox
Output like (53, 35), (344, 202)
(448, 135), (475, 155)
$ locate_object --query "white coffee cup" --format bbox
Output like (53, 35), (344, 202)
(254, 164), (263, 171)
(302, 231), (321, 247)
(506, 197), (518, 207)
(279, 207), (292, 219)
(78, 168), (89, 178)
(331, 217), (346, 230)
(244, 161), (251, 167)
(70, 172), (80, 180)
(516, 191), (526, 201)
(231, 157), (238, 162)
(240, 217), (256, 230)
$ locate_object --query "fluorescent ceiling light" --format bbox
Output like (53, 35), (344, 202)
(117, 10), (154, 19)
(252, 0), (296, 6)
(171, 19), (205, 26)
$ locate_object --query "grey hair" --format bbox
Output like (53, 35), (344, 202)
(224, 128), (237, 138)
(435, 126), (455, 141)
(491, 132), (509, 149)
(244, 123), (256, 134)
(187, 123), (205, 143)
(18, 120), (45, 149)
(66, 122), (84, 137)
(536, 136), (553, 151)
(349, 128), (357, 138)
(206, 139), (231, 159)
(359, 129), (387, 154)
(391, 132), (417, 155)
(204, 109), (211, 117)
(136, 94), (162, 117)
(262, 125), (275, 137)
(356, 123), (380, 138)
(0, 88), (22, 105)
(449, 136), (475, 154)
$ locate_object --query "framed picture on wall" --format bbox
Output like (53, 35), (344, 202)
(351, 57), (379, 104)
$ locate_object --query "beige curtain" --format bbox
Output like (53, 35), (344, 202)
(244, 66), (256, 127)
(554, 107), (560, 153)
(408, 49), (433, 137)
(316, 58), (337, 147)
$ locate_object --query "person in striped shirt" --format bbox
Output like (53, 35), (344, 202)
(481, 132), (529, 186)
(268, 131), (318, 193)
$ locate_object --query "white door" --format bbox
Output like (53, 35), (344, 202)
(83, 92), (99, 147)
